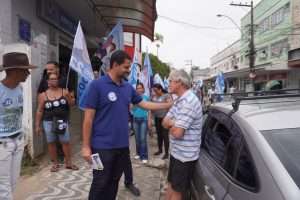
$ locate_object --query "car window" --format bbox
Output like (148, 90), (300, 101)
(202, 111), (258, 190)
(235, 142), (257, 189)
(262, 128), (300, 189)
(224, 133), (242, 175)
(203, 117), (232, 166)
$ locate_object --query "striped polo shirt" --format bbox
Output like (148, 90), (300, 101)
(166, 89), (202, 162)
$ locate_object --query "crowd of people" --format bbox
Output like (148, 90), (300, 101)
(0, 50), (203, 200)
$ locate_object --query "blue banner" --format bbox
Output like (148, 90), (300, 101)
(69, 22), (94, 110)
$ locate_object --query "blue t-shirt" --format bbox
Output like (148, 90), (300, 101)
(132, 95), (149, 119)
(0, 83), (23, 137)
(84, 75), (143, 149)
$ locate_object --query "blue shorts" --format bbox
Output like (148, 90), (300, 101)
(42, 121), (70, 143)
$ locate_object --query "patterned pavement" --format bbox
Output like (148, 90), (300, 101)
(24, 155), (91, 200)
(15, 137), (163, 200)
(14, 108), (164, 200)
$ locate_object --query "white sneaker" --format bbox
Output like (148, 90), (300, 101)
(142, 159), (148, 164)
(134, 155), (140, 160)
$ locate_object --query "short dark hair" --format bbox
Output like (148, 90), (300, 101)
(136, 82), (144, 89)
(110, 50), (131, 69)
(47, 61), (59, 68)
(152, 83), (167, 93)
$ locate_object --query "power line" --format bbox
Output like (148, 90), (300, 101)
(158, 15), (239, 31)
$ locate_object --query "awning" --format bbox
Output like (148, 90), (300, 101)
(89, 0), (157, 40)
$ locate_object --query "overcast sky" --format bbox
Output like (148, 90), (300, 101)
(142, 0), (262, 70)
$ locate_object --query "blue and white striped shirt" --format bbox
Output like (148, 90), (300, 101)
(166, 90), (202, 162)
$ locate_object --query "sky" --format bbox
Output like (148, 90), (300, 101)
(142, 0), (262, 71)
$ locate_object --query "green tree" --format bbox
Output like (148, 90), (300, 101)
(154, 33), (164, 43)
(142, 53), (170, 78)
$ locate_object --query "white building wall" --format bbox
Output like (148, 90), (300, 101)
(290, 0), (300, 50)
(0, 0), (67, 157)
(0, 0), (13, 45)
(210, 40), (242, 77)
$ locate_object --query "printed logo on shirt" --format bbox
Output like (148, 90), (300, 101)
(45, 102), (52, 109)
(108, 92), (117, 102)
(2, 98), (13, 107)
(60, 99), (67, 105)
(53, 100), (60, 107)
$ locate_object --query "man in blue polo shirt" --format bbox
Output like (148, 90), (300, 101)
(82, 50), (172, 200)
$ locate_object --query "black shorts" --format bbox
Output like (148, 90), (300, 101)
(167, 155), (197, 193)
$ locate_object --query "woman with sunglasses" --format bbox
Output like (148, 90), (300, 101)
(35, 73), (78, 172)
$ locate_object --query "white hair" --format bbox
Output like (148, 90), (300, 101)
(169, 69), (191, 88)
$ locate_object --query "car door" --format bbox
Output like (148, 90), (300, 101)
(191, 109), (242, 200)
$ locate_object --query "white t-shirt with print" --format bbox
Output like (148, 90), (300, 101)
(0, 82), (23, 137)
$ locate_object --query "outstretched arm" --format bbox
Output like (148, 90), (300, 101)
(138, 100), (172, 111)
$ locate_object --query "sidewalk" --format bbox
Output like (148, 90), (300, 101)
(14, 108), (165, 200)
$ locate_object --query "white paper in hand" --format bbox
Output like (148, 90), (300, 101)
(91, 153), (104, 170)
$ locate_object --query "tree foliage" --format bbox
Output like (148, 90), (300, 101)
(154, 33), (164, 43)
(142, 53), (170, 78)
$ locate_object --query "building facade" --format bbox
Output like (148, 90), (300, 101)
(0, 0), (108, 157)
(190, 66), (210, 82)
(211, 0), (300, 92)
(240, 0), (300, 91)
(210, 40), (243, 90)
(0, 0), (156, 157)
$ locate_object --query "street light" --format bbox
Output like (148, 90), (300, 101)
(216, 14), (242, 34)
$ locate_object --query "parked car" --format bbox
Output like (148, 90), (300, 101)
(190, 93), (300, 200)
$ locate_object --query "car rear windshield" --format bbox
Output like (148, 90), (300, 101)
(262, 128), (300, 189)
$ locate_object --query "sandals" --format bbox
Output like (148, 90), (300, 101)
(50, 164), (60, 172)
(65, 164), (79, 171)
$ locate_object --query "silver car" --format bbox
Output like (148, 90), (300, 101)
(190, 94), (300, 200)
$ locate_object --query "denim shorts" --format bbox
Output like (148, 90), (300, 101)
(42, 121), (70, 143)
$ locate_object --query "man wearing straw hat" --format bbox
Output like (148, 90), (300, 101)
(0, 52), (36, 199)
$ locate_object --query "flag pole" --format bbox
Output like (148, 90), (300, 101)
(65, 66), (71, 90)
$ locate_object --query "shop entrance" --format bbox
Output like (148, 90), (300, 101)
(59, 44), (77, 95)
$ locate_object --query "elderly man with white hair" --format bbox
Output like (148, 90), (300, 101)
(162, 69), (202, 200)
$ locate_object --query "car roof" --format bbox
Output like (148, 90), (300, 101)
(212, 98), (300, 131)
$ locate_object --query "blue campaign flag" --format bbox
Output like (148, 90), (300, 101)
(163, 77), (169, 91)
(128, 49), (140, 89)
(77, 76), (91, 109)
(100, 22), (124, 74)
(215, 72), (225, 101)
(154, 73), (165, 88)
(140, 53), (153, 96)
(69, 22), (94, 110)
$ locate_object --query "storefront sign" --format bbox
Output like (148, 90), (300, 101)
(37, 0), (77, 36)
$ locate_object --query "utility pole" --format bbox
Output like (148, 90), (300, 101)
(230, 1), (256, 90)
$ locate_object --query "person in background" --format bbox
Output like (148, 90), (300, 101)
(122, 112), (141, 196)
(37, 61), (75, 163)
(162, 69), (202, 200)
(35, 73), (78, 172)
(207, 84), (215, 104)
(132, 83), (151, 164)
(37, 61), (74, 94)
(152, 83), (170, 159)
(0, 52), (37, 199)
